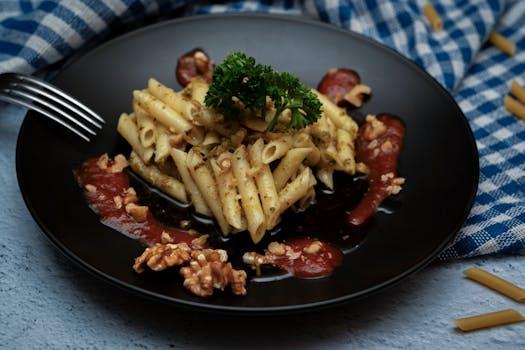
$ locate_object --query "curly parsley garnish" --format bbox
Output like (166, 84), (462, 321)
(204, 52), (322, 131)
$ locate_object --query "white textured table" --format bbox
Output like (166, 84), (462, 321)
(1, 104), (524, 349)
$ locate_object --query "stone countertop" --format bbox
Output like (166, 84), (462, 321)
(1, 104), (524, 349)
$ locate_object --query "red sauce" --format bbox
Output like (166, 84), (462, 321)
(347, 114), (405, 226)
(175, 48), (215, 87)
(269, 238), (343, 278)
(318, 68), (361, 106)
(74, 157), (201, 247)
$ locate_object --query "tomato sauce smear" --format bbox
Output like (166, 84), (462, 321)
(347, 114), (405, 226)
(272, 238), (343, 278)
(74, 156), (201, 248)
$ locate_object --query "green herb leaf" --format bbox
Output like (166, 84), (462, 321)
(204, 52), (322, 130)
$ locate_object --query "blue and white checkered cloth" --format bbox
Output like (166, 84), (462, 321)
(1, 0), (524, 260)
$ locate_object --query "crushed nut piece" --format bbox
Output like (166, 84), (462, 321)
(125, 203), (149, 222)
(107, 154), (128, 173)
(303, 240), (323, 254)
(364, 115), (387, 141)
(85, 184), (97, 192)
(180, 249), (247, 297)
(133, 243), (192, 273)
(267, 242), (286, 256)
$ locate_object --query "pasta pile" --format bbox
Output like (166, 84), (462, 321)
(117, 77), (360, 243)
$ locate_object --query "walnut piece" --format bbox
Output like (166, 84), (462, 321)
(180, 249), (247, 297)
(133, 243), (192, 273)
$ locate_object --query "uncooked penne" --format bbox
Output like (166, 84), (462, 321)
(423, 2), (443, 32)
(488, 31), (516, 56)
(232, 144), (266, 243)
(504, 95), (525, 122)
(510, 80), (525, 105)
(454, 309), (525, 332)
(464, 267), (525, 302)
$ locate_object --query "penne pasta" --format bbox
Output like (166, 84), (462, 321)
(510, 80), (525, 105)
(464, 267), (525, 302)
(248, 139), (280, 230)
(170, 148), (211, 217)
(488, 31), (516, 56)
(262, 136), (293, 164)
(275, 166), (317, 220)
(272, 147), (312, 192)
(129, 151), (187, 203)
(232, 144), (266, 243)
(133, 90), (193, 134)
(117, 113), (154, 164)
(423, 2), (443, 32)
(186, 148), (230, 235)
(504, 95), (525, 122)
(210, 155), (244, 231)
(454, 309), (525, 332)
(147, 78), (195, 121)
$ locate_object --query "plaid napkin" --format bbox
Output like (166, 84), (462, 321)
(1, 0), (524, 260)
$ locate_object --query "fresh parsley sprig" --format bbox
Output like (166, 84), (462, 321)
(204, 52), (322, 131)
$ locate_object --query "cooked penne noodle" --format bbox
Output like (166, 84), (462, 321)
(248, 139), (280, 230)
(154, 125), (171, 163)
(187, 148), (229, 235)
(464, 267), (525, 302)
(147, 78), (195, 121)
(185, 125), (205, 146)
(336, 128), (356, 174)
(275, 166), (316, 219)
(313, 89), (359, 134)
(170, 148), (211, 217)
(129, 151), (187, 203)
(185, 77), (209, 104)
(510, 80), (525, 105)
(345, 84), (371, 107)
(133, 90), (193, 133)
(293, 132), (321, 166)
(117, 113), (154, 164)
(210, 157), (244, 231)
(488, 31), (516, 56)
(316, 166), (335, 190)
(133, 100), (157, 148)
(232, 144), (266, 243)
(454, 309), (525, 332)
(504, 95), (525, 122)
(272, 147), (312, 192)
(423, 2), (443, 32)
(262, 136), (293, 164)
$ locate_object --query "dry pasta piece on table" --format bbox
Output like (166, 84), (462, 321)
(504, 95), (525, 122)
(510, 80), (525, 105)
(423, 2), (443, 32)
(464, 267), (525, 302)
(454, 309), (525, 332)
(488, 31), (516, 56)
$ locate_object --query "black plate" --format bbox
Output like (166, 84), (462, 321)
(16, 14), (478, 313)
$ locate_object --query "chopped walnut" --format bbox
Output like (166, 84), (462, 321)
(133, 243), (192, 273)
(113, 195), (123, 209)
(363, 115), (387, 141)
(107, 154), (128, 173)
(303, 240), (323, 254)
(267, 242), (286, 256)
(85, 184), (97, 192)
(125, 203), (148, 222)
(96, 153), (110, 169)
(180, 249), (247, 297)
(123, 187), (138, 204)
(160, 231), (174, 244)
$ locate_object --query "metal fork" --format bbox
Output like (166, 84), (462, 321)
(0, 72), (104, 141)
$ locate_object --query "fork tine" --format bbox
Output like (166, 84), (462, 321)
(12, 81), (103, 129)
(6, 88), (98, 136)
(13, 73), (105, 124)
(0, 93), (91, 142)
